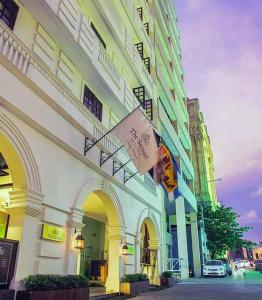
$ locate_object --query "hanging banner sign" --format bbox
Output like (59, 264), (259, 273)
(41, 224), (65, 242)
(112, 109), (159, 175)
(153, 144), (178, 193)
(0, 212), (9, 239)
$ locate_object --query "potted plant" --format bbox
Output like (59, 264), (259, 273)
(160, 271), (176, 287)
(120, 273), (149, 296)
(16, 274), (89, 300)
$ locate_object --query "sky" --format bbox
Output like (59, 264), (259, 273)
(175, 0), (262, 243)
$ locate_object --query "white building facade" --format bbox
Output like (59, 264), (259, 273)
(0, 0), (201, 293)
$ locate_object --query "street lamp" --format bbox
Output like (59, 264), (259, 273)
(207, 178), (222, 182)
(74, 232), (85, 250)
(121, 243), (129, 256)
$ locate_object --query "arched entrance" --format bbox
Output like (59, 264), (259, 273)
(73, 179), (126, 294)
(0, 132), (28, 241)
(0, 127), (43, 285)
(140, 218), (160, 285)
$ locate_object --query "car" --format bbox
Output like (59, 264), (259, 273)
(234, 260), (245, 269)
(254, 260), (262, 271)
(234, 259), (249, 269)
(203, 260), (226, 277)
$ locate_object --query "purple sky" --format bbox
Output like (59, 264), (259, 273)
(175, 0), (262, 243)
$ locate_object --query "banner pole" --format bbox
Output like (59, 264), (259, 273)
(84, 104), (143, 155)
(100, 145), (124, 167)
(113, 159), (132, 175)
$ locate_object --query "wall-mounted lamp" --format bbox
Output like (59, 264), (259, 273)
(121, 243), (129, 256)
(74, 231), (85, 250)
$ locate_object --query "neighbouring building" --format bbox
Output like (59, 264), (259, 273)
(186, 98), (218, 208)
(253, 242), (262, 260)
(0, 0), (200, 295)
(186, 98), (219, 263)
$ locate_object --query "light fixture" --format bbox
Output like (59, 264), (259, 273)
(74, 232), (85, 250)
(122, 243), (128, 256)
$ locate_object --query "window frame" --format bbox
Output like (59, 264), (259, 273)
(0, 0), (19, 31)
(83, 85), (103, 122)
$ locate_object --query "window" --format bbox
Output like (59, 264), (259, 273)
(90, 22), (106, 49)
(0, 0), (19, 30)
(83, 86), (103, 121)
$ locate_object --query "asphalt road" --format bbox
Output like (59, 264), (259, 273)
(132, 269), (262, 300)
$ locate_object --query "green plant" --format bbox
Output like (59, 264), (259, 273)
(199, 204), (255, 258)
(22, 274), (89, 291)
(121, 273), (148, 283)
(162, 271), (173, 278)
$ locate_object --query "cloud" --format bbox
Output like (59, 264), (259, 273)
(184, 0), (203, 12)
(239, 210), (262, 225)
(250, 185), (262, 198)
(175, 0), (262, 180)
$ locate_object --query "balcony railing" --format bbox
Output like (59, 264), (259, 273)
(98, 45), (121, 87)
(0, 20), (119, 155)
(177, 172), (197, 211)
(167, 258), (182, 272)
(157, 70), (191, 149)
(0, 17), (159, 204)
(158, 101), (194, 179)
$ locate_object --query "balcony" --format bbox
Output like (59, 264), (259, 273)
(158, 101), (194, 179)
(0, 19), (160, 208)
(157, 68), (191, 149)
(93, 0), (155, 100)
(121, 0), (152, 53)
(177, 172), (197, 212)
(0, 20), (119, 153)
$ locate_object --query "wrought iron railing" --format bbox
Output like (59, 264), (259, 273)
(167, 258), (183, 273)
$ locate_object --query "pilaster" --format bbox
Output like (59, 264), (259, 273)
(175, 196), (189, 279)
(190, 212), (202, 277)
(135, 232), (142, 273)
(106, 225), (126, 293)
(6, 188), (44, 288)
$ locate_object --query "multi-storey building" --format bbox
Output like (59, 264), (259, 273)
(187, 98), (218, 208)
(153, 3), (201, 278)
(0, 0), (200, 294)
(187, 98), (219, 262)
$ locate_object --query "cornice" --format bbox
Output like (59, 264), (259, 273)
(8, 188), (44, 217)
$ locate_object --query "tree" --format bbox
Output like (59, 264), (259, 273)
(199, 204), (253, 259)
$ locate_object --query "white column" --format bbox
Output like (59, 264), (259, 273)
(135, 232), (142, 273)
(175, 196), (189, 279)
(105, 226), (126, 293)
(67, 208), (85, 275)
(190, 212), (202, 277)
(7, 189), (44, 289)
(148, 239), (160, 285)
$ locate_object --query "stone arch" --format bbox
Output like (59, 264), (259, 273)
(136, 208), (160, 241)
(137, 208), (161, 285)
(73, 177), (125, 228)
(0, 112), (41, 193)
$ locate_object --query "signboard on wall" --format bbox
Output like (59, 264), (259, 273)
(0, 238), (19, 289)
(41, 224), (65, 242)
(128, 244), (135, 255)
(0, 212), (9, 239)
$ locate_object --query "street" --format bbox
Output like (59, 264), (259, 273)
(133, 270), (262, 300)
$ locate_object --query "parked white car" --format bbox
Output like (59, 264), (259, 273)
(234, 259), (249, 269)
(203, 260), (226, 277)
